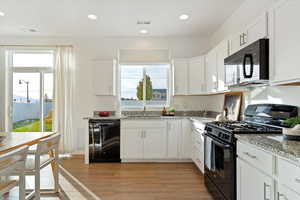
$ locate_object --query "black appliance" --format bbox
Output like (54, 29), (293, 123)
(224, 39), (269, 87)
(88, 119), (121, 162)
(204, 104), (298, 200)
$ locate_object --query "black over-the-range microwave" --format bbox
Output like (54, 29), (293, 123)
(224, 38), (269, 87)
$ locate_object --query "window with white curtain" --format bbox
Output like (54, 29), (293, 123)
(120, 64), (170, 108)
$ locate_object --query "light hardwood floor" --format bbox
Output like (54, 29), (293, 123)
(60, 158), (214, 200)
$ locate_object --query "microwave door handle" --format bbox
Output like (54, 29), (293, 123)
(243, 54), (254, 78)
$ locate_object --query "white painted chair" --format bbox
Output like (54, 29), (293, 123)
(24, 133), (61, 200)
(0, 146), (28, 200)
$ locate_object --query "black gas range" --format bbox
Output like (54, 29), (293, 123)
(204, 104), (298, 200)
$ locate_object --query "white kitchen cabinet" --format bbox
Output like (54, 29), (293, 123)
(229, 13), (268, 55)
(121, 120), (167, 160)
(269, 0), (300, 83)
(180, 119), (192, 159)
(173, 59), (188, 95)
(92, 60), (116, 96)
(215, 40), (229, 92)
(143, 127), (167, 159)
(121, 128), (143, 159)
(166, 120), (181, 158)
(237, 158), (273, 200)
(188, 56), (206, 95)
(278, 184), (300, 200)
(205, 49), (218, 93)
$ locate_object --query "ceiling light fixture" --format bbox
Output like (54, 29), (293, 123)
(88, 14), (98, 20)
(139, 29), (148, 34)
(179, 14), (189, 21)
(0, 11), (5, 17)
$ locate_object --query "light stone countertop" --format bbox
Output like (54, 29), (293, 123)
(235, 134), (300, 164)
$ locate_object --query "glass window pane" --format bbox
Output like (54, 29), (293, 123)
(44, 73), (54, 132)
(121, 65), (144, 107)
(12, 73), (41, 132)
(145, 65), (169, 106)
(13, 52), (54, 67)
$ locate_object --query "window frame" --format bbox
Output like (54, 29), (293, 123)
(8, 49), (55, 132)
(120, 63), (171, 110)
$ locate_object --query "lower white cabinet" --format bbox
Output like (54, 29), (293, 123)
(237, 158), (273, 200)
(121, 119), (191, 161)
(121, 120), (167, 160)
(278, 185), (300, 200)
(166, 120), (181, 158)
(143, 127), (167, 159)
(121, 128), (143, 159)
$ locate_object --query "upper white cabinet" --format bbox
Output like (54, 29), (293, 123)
(269, 0), (300, 83)
(173, 59), (188, 95)
(173, 57), (205, 95)
(205, 48), (218, 93)
(215, 40), (229, 92)
(92, 60), (116, 96)
(188, 56), (206, 95)
(230, 13), (268, 55)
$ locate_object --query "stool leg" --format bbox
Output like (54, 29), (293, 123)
(19, 173), (26, 200)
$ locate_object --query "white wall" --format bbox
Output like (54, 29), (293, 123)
(0, 35), (212, 151)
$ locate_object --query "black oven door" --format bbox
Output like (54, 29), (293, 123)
(204, 134), (235, 200)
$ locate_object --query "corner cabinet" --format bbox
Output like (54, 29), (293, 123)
(269, 0), (300, 84)
(92, 60), (116, 96)
(173, 57), (205, 95)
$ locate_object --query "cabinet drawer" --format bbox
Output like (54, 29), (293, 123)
(278, 158), (300, 193)
(237, 142), (273, 175)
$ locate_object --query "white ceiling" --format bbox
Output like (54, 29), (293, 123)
(0, 0), (245, 37)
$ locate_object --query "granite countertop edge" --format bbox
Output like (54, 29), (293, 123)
(83, 116), (215, 121)
(235, 134), (300, 164)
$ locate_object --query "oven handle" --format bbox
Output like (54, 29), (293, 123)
(206, 134), (232, 149)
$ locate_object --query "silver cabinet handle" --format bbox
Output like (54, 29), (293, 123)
(264, 183), (271, 200)
(277, 192), (287, 200)
(243, 152), (257, 159)
(144, 130), (146, 138)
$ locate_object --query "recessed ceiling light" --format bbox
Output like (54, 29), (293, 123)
(0, 11), (5, 17)
(88, 14), (98, 20)
(139, 29), (148, 34)
(179, 14), (189, 21)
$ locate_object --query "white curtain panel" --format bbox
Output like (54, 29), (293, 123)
(54, 47), (76, 153)
(0, 48), (6, 131)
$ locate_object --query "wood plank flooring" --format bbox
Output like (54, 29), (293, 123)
(60, 158), (214, 200)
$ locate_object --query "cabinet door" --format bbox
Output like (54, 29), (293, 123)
(246, 12), (268, 45)
(215, 40), (229, 92)
(173, 59), (188, 95)
(278, 185), (300, 200)
(121, 128), (143, 159)
(143, 127), (167, 159)
(179, 119), (192, 159)
(205, 49), (218, 93)
(270, 0), (300, 82)
(237, 158), (273, 200)
(92, 60), (116, 96)
(166, 120), (181, 158)
(188, 57), (205, 95)
(230, 32), (245, 55)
